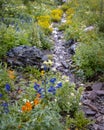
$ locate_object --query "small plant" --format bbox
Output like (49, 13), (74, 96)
(66, 111), (92, 130)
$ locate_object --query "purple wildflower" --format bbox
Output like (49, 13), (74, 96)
(5, 84), (11, 91)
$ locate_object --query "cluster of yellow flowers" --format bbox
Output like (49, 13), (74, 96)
(7, 70), (15, 79)
(51, 9), (63, 22)
(66, 8), (75, 25)
(37, 15), (53, 34)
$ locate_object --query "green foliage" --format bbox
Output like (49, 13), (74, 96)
(23, 66), (41, 80)
(66, 111), (92, 130)
(97, 16), (104, 33)
(30, 23), (53, 50)
(56, 82), (83, 114)
(74, 38), (104, 78)
(0, 24), (30, 58)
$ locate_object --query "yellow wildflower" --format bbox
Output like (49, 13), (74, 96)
(41, 70), (45, 76)
(8, 70), (15, 79)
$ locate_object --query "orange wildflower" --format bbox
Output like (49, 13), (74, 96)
(22, 102), (32, 112)
(36, 93), (41, 98)
(8, 70), (15, 79)
(34, 99), (40, 106)
(22, 105), (27, 112)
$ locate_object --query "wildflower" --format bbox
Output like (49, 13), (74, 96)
(25, 102), (32, 108)
(2, 102), (9, 113)
(0, 93), (3, 98)
(56, 82), (62, 88)
(22, 102), (32, 112)
(5, 84), (11, 91)
(23, 99), (29, 103)
(34, 99), (40, 106)
(41, 70), (45, 76)
(8, 70), (15, 79)
(71, 93), (74, 96)
(48, 86), (56, 95)
(2, 102), (8, 107)
(34, 83), (40, 91)
(50, 78), (56, 84)
(37, 88), (44, 94)
(22, 105), (27, 112)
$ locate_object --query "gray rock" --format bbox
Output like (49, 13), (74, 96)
(6, 45), (45, 68)
(95, 90), (104, 96)
(61, 61), (69, 69)
(88, 91), (97, 100)
(84, 26), (94, 32)
(100, 108), (104, 114)
(92, 82), (103, 90)
(85, 109), (96, 116)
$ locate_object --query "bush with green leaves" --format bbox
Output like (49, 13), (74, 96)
(73, 38), (104, 79)
(66, 111), (92, 130)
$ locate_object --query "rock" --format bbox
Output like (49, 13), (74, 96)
(87, 103), (99, 112)
(93, 124), (99, 130)
(95, 90), (104, 96)
(63, 39), (75, 47)
(82, 99), (91, 105)
(6, 45), (45, 68)
(84, 26), (94, 32)
(96, 116), (103, 123)
(92, 82), (103, 90)
(88, 91), (97, 100)
(98, 125), (104, 130)
(61, 61), (69, 69)
(42, 55), (48, 61)
(68, 44), (76, 54)
(85, 109), (96, 116)
(100, 108), (104, 114)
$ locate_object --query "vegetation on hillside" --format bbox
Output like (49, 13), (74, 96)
(0, 0), (104, 129)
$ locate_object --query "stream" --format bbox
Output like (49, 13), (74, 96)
(51, 14), (75, 83)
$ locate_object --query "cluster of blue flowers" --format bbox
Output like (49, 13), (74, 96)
(1, 102), (9, 113)
(34, 78), (62, 96)
(0, 84), (11, 113)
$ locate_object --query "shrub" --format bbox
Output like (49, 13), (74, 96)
(74, 38), (104, 79)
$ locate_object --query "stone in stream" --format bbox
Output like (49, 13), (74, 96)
(6, 45), (47, 68)
(63, 39), (75, 47)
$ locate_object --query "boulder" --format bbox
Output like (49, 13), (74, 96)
(6, 45), (46, 68)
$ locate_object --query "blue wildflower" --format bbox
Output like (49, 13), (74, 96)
(48, 86), (56, 95)
(5, 84), (11, 91)
(50, 78), (56, 84)
(34, 83), (40, 91)
(1, 102), (8, 107)
(56, 82), (62, 88)
(0, 94), (3, 98)
(4, 108), (9, 113)
(38, 88), (44, 94)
